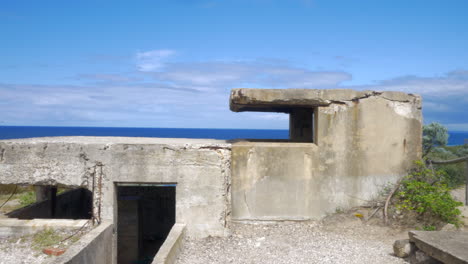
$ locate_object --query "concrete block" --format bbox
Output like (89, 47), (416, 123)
(409, 231), (468, 264)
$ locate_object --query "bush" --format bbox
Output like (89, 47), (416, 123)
(395, 161), (463, 227)
(18, 191), (35, 207)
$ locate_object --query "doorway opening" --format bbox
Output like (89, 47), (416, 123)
(116, 183), (176, 264)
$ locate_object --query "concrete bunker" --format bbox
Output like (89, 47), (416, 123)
(116, 183), (176, 264)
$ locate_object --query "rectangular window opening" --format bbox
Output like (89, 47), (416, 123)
(233, 108), (316, 143)
(0, 184), (92, 220)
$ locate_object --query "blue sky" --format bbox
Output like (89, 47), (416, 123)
(1, 0), (467, 130)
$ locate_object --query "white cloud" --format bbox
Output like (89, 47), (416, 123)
(149, 60), (351, 89)
(2, 51), (468, 130)
(354, 71), (468, 96)
(135, 49), (175, 72)
(250, 113), (289, 121)
(423, 101), (452, 112)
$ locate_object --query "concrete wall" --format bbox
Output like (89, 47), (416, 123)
(0, 137), (231, 238)
(49, 221), (113, 264)
(231, 92), (422, 220)
(152, 223), (186, 264)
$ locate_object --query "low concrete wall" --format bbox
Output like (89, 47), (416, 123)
(49, 221), (113, 264)
(152, 223), (186, 264)
(0, 219), (88, 238)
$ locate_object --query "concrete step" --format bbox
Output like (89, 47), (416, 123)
(409, 231), (468, 264)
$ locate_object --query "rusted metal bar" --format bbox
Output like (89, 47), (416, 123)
(466, 161), (468, 205)
(427, 156), (468, 206)
(428, 156), (468, 165)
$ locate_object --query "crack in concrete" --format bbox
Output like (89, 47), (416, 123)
(199, 146), (231, 151)
(243, 190), (251, 216)
(0, 148), (5, 162)
(163, 146), (178, 152)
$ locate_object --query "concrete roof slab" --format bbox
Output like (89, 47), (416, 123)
(229, 88), (419, 112)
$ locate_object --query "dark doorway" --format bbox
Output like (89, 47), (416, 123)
(117, 184), (176, 264)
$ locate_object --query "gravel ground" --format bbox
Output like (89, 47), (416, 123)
(177, 214), (409, 264)
(0, 226), (91, 264)
(0, 235), (49, 264)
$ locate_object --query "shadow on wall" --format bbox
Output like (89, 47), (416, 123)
(6, 188), (92, 220)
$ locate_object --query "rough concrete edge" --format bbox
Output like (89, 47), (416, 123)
(408, 231), (467, 264)
(229, 88), (422, 112)
(48, 220), (113, 264)
(152, 223), (186, 264)
(0, 219), (89, 238)
(0, 219), (88, 227)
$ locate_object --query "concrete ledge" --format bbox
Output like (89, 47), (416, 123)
(49, 221), (113, 264)
(0, 219), (88, 238)
(229, 88), (419, 112)
(152, 223), (186, 264)
(409, 231), (468, 264)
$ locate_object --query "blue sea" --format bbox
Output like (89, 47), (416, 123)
(0, 126), (467, 145)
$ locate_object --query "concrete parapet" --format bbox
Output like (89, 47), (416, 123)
(48, 221), (113, 264)
(152, 223), (186, 264)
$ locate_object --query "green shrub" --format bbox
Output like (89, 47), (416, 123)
(396, 161), (463, 227)
(422, 225), (436, 231)
(18, 191), (35, 207)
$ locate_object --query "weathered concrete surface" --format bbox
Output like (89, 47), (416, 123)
(230, 88), (420, 112)
(153, 223), (186, 264)
(0, 219), (88, 238)
(49, 221), (113, 264)
(0, 137), (231, 238)
(409, 231), (468, 264)
(231, 89), (422, 220)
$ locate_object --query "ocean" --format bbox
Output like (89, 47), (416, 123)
(0, 126), (467, 146)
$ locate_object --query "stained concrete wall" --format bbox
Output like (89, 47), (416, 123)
(0, 137), (231, 238)
(231, 91), (422, 220)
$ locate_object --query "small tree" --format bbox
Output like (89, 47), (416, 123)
(423, 122), (448, 157)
